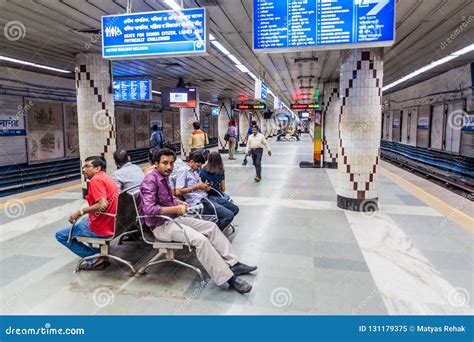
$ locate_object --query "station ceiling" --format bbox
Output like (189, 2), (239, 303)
(0, 0), (473, 104)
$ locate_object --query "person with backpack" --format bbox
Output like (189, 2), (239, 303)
(225, 119), (238, 160)
(149, 124), (164, 149)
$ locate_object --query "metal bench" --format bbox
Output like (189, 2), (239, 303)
(68, 188), (138, 275)
(127, 185), (205, 283)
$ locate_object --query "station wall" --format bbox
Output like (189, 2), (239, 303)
(382, 63), (473, 157)
(0, 67), (219, 167)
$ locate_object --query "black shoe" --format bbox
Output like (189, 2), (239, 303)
(231, 263), (257, 276)
(230, 277), (252, 294)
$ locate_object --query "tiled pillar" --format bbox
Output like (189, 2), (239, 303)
(75, 53), (116, 195)
(323, 81), (340, 169)
(180, 95), (199, 159)
(239, 110), (250, 146)
(337, 49), (383, 212)
(218, 98), (232, 153)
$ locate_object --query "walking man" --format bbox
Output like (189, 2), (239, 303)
(245, 126), (271, 182)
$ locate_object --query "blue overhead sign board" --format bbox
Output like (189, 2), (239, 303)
(253, 0), (395, 52)
(113, 80), (152, 101)
(102, 8), (207, 59)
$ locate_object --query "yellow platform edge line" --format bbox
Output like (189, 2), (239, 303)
(380, 166), (474, 234)
(0, 183), (82, 208)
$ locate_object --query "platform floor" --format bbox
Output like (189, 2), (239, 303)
(0, 135), (472, 315)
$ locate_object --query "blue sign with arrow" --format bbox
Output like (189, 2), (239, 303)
(253, 0), (395, 52)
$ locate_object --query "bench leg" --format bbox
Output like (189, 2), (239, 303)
(74, 253), (136, 275)
(117, 229), (140, 245)
(137, 254), (205, 283)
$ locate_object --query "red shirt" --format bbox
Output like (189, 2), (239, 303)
(86, 171), (118, 236)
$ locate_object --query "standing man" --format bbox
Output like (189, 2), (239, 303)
(55, 156), (118, 270)
(140, 148), (256, 293)
(189, 122), (209, 152)
(245, 126), (271, 182)
(150, 124), (164, 149)
(227, 119), (238, 160)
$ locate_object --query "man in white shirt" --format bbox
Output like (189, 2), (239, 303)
(245, 126), (271, 182)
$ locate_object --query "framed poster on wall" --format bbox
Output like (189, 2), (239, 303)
(26, 100), (65, 163)
(64, 103), (79, 157)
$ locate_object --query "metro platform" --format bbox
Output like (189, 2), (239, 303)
(0, 135), (472, 316)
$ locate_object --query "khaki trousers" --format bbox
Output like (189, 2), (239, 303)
(153, 217), (237, 286)
(228, 137), (236, 159)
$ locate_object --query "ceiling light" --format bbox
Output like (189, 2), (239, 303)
(235, 64), (249, 73)
(152, 90), (161, 95)
(209, 33), (216, 41)
(0, 55), (72, 73)
(226, 54), (241, 65)
(247, 72), (258, 80)
(383, 43), (474, 92)
(164, 0), (181, 11)
(210, 40), (231, 55)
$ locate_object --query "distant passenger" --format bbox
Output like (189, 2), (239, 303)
(245, 126), (272, 182)
(55, 156), (117, 270)
(175, 150), (239, 231)
(144, 148), (159, 175)
(162, 142), (186, 189)
(139, 148), (256, 293)
(189, 122), (209, 152)
(200, 152), (231, 201)
(246, 120), (260, 136)
(112, 150), (144, 190)
(226, 119), (238, 160)
(150, 124), (165, 149)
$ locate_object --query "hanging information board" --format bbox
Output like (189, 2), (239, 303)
(253, 0), (395, 53)
(102, 8), (207, 59)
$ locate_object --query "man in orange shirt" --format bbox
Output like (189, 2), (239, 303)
(55, 156), (118, 270)
(189, 121), (209, 151)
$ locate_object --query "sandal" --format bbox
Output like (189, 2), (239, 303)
(79, 259), (110, 271)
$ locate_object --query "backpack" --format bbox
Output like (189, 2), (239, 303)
(150, 131), (163, 148)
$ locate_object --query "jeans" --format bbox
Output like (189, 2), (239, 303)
(251, 148), (263, 178)
(202, 196), (240, 230)
(55, 219), (110, 258)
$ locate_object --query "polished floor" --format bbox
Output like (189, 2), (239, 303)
(0, 135), (472, 315)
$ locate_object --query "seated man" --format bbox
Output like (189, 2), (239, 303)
(139, 148), (256, 293)
(175, 150), (239, 231)
(112, 150), (144, 190)
(55, 156), (118, 270)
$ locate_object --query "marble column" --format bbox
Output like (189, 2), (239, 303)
(337, 49), (383, 212)
(239, 110), (250, 147)
(75, 53), (116, 195)
(217, 98), (232, 153)
(323, 81), (340, 169)
(180, 91), (200, 159)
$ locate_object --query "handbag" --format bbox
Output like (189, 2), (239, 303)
(224, 133), (230, 141)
